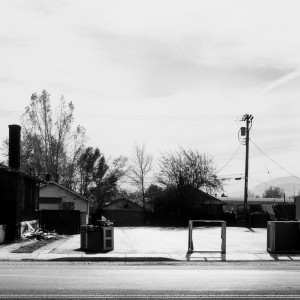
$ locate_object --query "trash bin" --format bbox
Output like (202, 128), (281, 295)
(0, 225), (6, 244)
(86, 226), (103, 251)
(80, 225), (114, 252)
(267, 221), (300, 253)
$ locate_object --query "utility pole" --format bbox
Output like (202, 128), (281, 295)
(241, 114), (253, 218)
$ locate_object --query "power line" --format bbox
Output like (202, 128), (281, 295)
(0, 108), (237, 122)
(216, 145), (241, 174)
(254, 139), (274, 185)
(218, 173), (244, 177)
(250, 138), (300, 181)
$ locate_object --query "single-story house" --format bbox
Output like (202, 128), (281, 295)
(151, 186), (227, 225)
(101, 198), (145, 226)
(219, 196), (294, 214)
(186, 188), (226, 218)
(39, 181), (90, 226)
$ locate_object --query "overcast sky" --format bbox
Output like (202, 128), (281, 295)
(1, 0), (300, 196)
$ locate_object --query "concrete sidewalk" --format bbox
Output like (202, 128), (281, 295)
(0, 226), (300, 262)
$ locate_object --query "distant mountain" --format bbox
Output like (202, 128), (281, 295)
(252, 176), (300, 197)
(228, 176), (300, 198)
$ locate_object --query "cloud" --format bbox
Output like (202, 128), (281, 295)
(0, 0), (299, 187)
(78, 26), (295, 100)
(2, 0), (300, 100)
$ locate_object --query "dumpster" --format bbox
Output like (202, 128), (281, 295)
(80, 224), (114, 252)
(0, 225), (6, 244)
(267, 221), (300, 253)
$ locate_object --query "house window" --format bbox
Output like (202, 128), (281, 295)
(62, 202), (75, 210)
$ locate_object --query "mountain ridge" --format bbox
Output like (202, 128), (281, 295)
(229, 176), (300, 198)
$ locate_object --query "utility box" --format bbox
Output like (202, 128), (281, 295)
(80, 225), (114, 252)
(267, 221), (300, 253)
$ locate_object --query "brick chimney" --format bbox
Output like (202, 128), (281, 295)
(8, 124), (21, 170)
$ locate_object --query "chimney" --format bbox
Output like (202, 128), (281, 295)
(8, 124), (21, 170)
(45, 173), (51, 182)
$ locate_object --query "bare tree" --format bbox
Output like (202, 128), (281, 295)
(62, 125), (87, 190)
(128, 144), (153, 210)
(156, 147), (223, 194)
(20, 90), (86, 183)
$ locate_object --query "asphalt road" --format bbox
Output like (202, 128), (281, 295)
(1, 261), (300, 299)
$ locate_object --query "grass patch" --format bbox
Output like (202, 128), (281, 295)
(11, 236), (64, 253)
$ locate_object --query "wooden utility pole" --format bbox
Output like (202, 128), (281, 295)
(242, 114), (253, 217)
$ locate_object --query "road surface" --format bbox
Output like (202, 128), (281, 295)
(0, 261), (300, 299)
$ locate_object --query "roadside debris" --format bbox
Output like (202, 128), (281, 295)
(94, 216), (114, 227)
(11, 222), (65, 253)
(22, 221), (59, 241)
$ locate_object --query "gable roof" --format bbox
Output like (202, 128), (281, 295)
(181, 186), (226, 205)
(196, 189), (227, 205)
(102, 198), (144, 210)
(40, 181), (90, 202)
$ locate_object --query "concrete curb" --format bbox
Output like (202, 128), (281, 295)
(1, 252), (300, 262)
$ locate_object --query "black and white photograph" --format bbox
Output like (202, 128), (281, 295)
(0, 0), (300, 299)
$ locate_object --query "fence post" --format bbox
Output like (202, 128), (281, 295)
(188, 220), (193, 252)
(221, 221), (226, 254)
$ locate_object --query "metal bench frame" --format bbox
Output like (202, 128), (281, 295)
(188, 220), (226, 254)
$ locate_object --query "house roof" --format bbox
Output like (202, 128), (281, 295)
(219, 196), (294, 204)
(198, 189), (226, 204)
(186, 187), (227, 205)
(0, 163), (42, 182)
(40, 181), (90, 202)
(102, 198), (144, 209)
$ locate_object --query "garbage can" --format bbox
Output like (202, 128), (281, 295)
(86, 226), (103, 251)
(80, 225), (114, 252)
(0, 225), (6, 244)
(267, 221), (300, 253)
